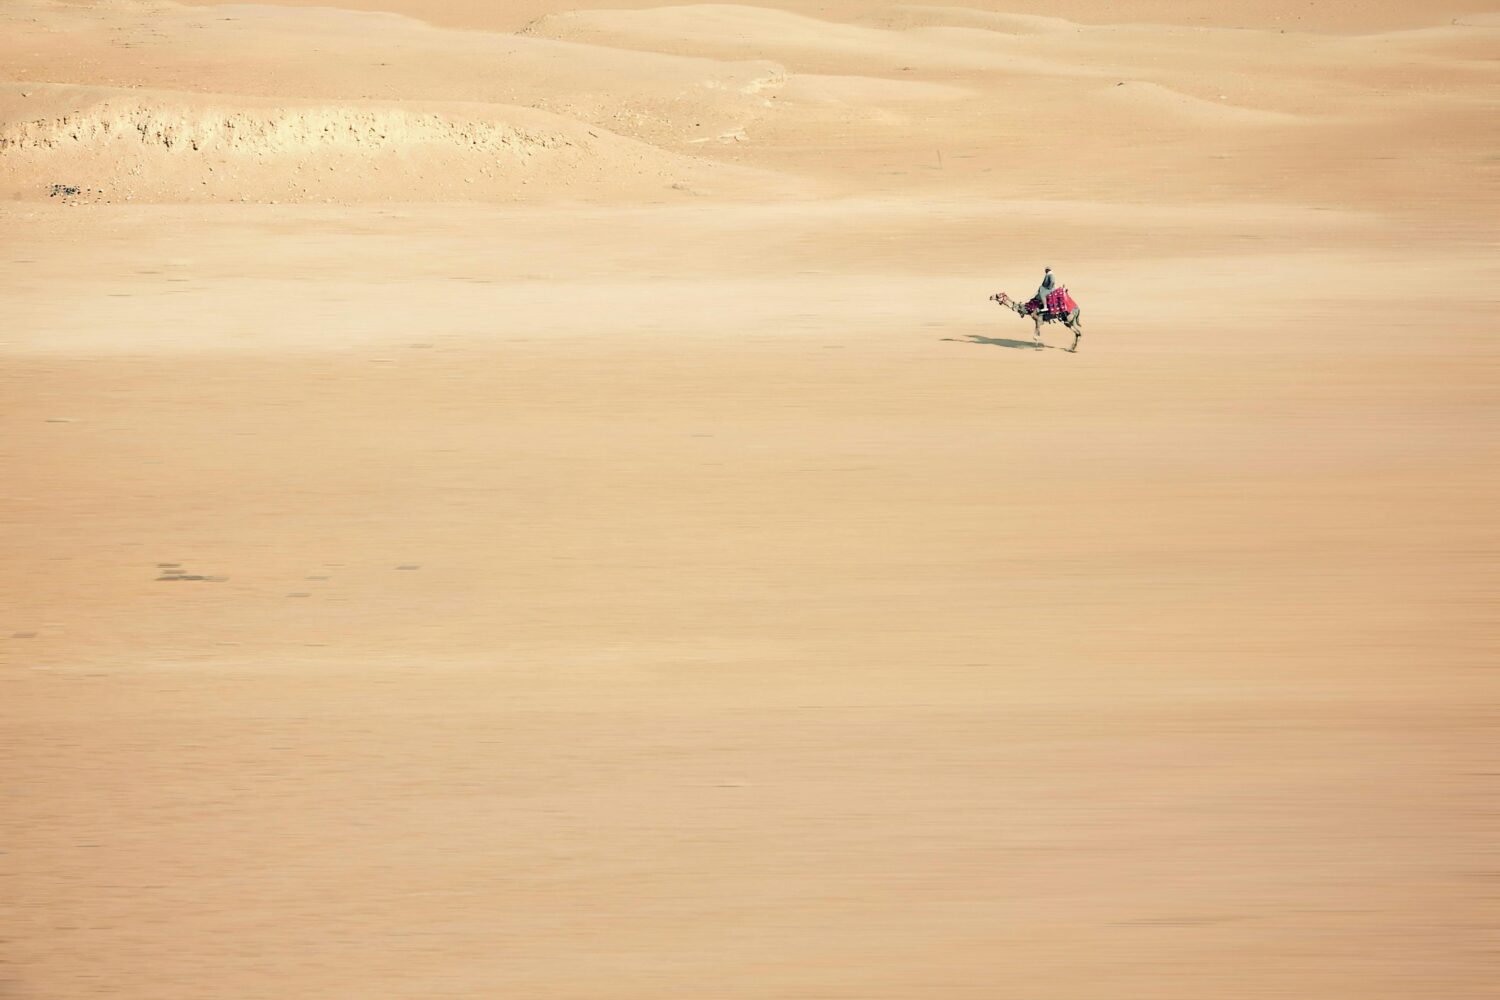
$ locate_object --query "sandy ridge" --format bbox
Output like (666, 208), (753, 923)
(2, 3), (1497, 999)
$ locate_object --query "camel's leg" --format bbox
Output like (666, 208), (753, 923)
(1067, 312), (1082, 353)
(1032, 315), (1042, 345)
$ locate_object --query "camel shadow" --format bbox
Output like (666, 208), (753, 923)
(942, 335), (1053, 352)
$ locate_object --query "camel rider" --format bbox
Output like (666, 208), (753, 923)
(1035, 267), (1056, 313)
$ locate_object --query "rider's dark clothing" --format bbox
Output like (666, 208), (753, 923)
(1035, 271), (1056, 306)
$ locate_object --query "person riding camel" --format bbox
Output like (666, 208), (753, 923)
(988, 271), (1083, 352)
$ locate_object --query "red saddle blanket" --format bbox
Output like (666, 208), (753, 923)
(1027, 288), (1078, 315)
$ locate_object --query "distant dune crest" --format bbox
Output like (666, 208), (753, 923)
(0, 105), (566, 157)
(0, 88), (794, 203)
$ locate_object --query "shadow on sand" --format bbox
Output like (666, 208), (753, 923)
(942, 335), (1056, 352)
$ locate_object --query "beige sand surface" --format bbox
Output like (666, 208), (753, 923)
(2, 2), (1496, 997)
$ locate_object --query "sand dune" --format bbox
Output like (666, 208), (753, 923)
(172, 0), (1500, 34)
(776, 73), (974, 105)
(3, 3), (1496, 999)
(875, 8), (1081, 35)
(0, 83), (789, 203)
(1098, 80), (1307, 127)
(0, 1), (792, 153)
(524, 4), (1103, 75)
(4, 1), (1495, 206)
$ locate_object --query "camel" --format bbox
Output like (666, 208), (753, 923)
(990, 291), (1083, 352)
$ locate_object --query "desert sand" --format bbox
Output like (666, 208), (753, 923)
(2, 2), (1496, 997)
